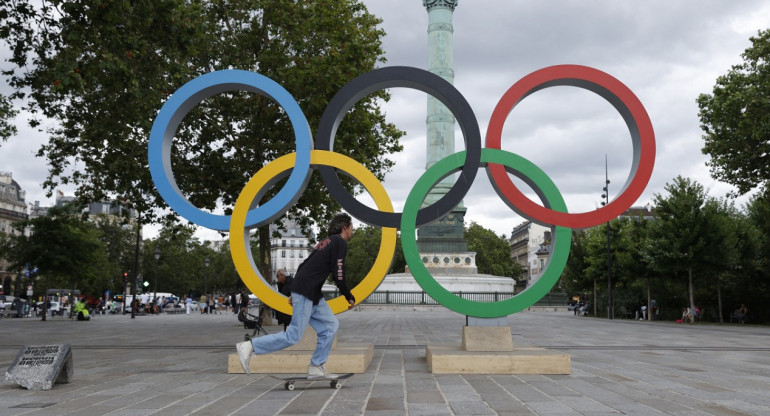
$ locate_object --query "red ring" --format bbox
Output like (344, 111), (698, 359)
(485, 65), (655, 229)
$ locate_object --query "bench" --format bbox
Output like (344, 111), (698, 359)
(618, 306), (635, 319)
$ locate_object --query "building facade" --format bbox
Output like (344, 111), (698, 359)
(0, 172), (28, 296)
(269, 219), (314, 278)
(509, 220), (552, 291)
(54, 192), (137, 225)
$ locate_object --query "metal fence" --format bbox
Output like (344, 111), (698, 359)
(323, 290), (568, 306)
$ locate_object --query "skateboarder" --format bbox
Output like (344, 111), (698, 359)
(236, 213), (356, 378)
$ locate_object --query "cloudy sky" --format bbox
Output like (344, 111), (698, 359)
(2, 0), (769, 241)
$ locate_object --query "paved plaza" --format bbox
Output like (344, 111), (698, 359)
(1, 307), (769, 415)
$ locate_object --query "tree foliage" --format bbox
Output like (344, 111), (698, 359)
(0, 0), (404, 279)
(142, 224), (243, 298)
(697, 29), (770, 195)
(2, 203), (112, 297)
(465, 221), (522, 278)
(0, 93), (17, 143)
(345, 225), (405, 287)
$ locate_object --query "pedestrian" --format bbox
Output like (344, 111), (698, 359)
(236, 213), (356, 378)
(185, 295), (192, 315)
(239, 289), (250, 312)
(274, 268), (294, 330)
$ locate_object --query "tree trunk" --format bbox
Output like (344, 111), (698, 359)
(593, 279), (597, 317)
(41, 276), (47, 322)
(687, 267), (695, 312)
(646, 276), (652, 321)
(258, 226), (275, 326)
(717, 277), (723, 323)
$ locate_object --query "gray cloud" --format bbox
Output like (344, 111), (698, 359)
(362, 0), (767, 237)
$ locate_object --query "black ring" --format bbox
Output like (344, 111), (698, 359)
(315, 66), (482, 228)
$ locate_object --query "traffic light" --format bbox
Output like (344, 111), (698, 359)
(123, 272), (128, 283)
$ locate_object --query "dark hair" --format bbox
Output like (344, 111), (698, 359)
(327, 213), (352, 235)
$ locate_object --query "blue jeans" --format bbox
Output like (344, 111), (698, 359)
(249, 293), (338, 366)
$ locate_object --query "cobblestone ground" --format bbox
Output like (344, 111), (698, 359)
(1, 308), (769, 415)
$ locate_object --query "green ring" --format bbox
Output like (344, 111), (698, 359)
(400, 148), (571, 318)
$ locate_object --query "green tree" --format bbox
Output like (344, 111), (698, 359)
(0, 0), (404, 282)
(581, 221), (623, 317)
(465, 221), (523, 279)
(0, 93), (17, 143)
(563, 229), (591, 299)
(346, 225), (405, 288)
(3, 203), (111, 319)
(739, 191), (770, 322)
(697, 29), (770, 195)
(94, 218), (137, 295)
(616, 217), (653, 318)
(645, 176), (725, 314)
(148, 225), (208, 297)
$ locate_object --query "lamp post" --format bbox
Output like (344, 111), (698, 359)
(600, 155), (613, 319)
(153, 247), (161, 307)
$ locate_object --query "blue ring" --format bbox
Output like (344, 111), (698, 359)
(148, 70), (312, 231)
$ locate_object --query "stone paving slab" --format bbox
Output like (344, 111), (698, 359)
(1, 308), (769, 415)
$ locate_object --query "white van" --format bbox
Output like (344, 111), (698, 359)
(122, 292), (176, 312)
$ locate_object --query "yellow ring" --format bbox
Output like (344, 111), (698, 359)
(230, 150), (397, 315)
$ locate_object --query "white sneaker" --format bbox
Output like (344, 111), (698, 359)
(236, 341), (253, 375)
(307, 364), (338, 379)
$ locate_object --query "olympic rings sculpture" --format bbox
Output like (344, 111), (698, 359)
(148, 65), (655, 318)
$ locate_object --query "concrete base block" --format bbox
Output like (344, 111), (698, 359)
(462, 326), (513, 351)
(426, 345), (571, 374)
(228, 343), (373, 374)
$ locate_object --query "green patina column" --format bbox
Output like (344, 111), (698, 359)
(418, 0), (470, 258)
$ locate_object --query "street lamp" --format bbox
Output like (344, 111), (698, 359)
(153, 247), (161, 307)
(601, 155), (613, 320)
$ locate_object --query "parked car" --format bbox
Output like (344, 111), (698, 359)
(2, 296), (29, 317)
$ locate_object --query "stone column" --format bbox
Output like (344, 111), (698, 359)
(423, 0), (458, 205)
(418, 0), (473, 268)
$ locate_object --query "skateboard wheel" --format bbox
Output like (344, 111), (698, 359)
(285, 382), (295, 391)
(331, 380), (341, 389)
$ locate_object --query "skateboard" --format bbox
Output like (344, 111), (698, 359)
(270, 373), (353, 390)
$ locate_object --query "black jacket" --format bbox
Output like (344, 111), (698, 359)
(290, 234), (354, 305)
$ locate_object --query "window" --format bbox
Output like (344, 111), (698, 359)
(282, 240), (286, 247)
(290, 251), (295, 258)
(281, 250), (286, 258)
(299, 251), (304, 259)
